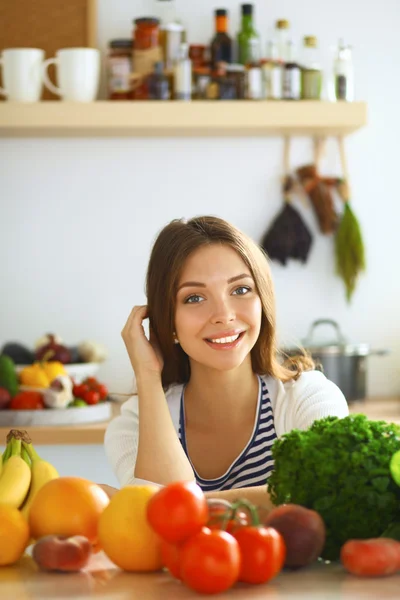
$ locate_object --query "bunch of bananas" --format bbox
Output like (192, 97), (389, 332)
(0, 429), (59, 519)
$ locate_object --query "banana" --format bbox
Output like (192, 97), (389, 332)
(20, 441), (59, 520)
(0, 438), (31, 508)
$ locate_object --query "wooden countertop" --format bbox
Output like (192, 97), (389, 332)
(1, 397), (399, 446)
(3, 552), (400, 599)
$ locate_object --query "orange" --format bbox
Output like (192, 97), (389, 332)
(29, 477), (109, 545)
(98, 485), (163, 572)
(0, 505), (30, 566)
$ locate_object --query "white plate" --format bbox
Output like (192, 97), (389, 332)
(0, 401), (111, 426)
(16, 362), (100, 383)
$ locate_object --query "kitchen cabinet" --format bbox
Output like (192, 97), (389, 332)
(0, 101), (367, 138)
(2, 552), (400, 599)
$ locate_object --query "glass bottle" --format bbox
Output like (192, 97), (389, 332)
(147, 61), (170, 99)
(211, 9), (233, 68)
(275, 19), (290, 63)
(262, 41), (282, 100)
(334, 39), (354, 101)
(237, 4), (259, 66)
(301, 36), (323, 100)
(282, 41), (301, 100)
(174, 42), (192, 100)
(246, 37), (262, 100)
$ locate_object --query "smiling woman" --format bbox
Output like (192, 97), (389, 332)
(103, 216), (348, 507)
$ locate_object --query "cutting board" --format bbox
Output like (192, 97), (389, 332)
(0, 0), (97, 100)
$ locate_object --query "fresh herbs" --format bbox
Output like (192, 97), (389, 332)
(267, 415), (400, 560)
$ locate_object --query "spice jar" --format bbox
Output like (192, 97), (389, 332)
(133, 18), (160, 51)
(189, 45), (207, 68)
(225, 64), (246, 99)
(107, 39), (133, 100)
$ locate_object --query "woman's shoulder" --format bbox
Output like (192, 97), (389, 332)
(260, 370), (349, 434)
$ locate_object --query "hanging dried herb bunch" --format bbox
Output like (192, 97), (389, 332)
(334, 181), (366, 302)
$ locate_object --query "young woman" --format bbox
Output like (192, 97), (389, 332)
(103, 216), (348, 506)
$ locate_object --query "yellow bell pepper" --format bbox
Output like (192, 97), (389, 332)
(42, 361), (66, 382)
(19, 361), (66, 388)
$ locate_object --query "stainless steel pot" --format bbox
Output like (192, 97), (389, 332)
(283, 319), (389, 402)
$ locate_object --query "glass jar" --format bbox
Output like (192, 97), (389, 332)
(225, 64), (246, 99)
(133, 18), (160, 50)
(107, 39), (133, 100)
(189, 45), (207, 68)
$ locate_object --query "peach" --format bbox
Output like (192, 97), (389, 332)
(263, 504), (326, 569)
(32, 534), (92, 572)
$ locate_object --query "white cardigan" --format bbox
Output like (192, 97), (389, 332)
(104, 370), (349, 487)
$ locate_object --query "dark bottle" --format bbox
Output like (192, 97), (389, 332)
(211, 9), (232, 68)
(147, 61), (170, 99)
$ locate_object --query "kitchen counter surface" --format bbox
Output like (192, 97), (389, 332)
(1, 396), (399, 446)
(3, 551), (400, 599)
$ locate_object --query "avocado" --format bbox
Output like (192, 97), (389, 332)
(0, 354), (19, 397)
(1, 342), (34, 365)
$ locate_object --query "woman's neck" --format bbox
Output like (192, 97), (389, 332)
(184, 359), (259, 426)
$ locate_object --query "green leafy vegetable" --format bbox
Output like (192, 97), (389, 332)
(334, 202), (366, 302)
(268, 415), (400, 560)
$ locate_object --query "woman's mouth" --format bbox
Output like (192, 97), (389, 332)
(204, 331), (246, 350)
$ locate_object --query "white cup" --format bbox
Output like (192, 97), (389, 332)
(0, 48), (45, 102)
(42, 48), (100, 102)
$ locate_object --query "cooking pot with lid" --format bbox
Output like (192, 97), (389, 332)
(283, 319), (389, 403)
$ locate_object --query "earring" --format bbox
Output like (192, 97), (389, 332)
(173, 331), (179, 345)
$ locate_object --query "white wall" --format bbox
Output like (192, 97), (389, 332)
(1, 0), (400, 404)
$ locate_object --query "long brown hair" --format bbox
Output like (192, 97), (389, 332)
(146, 216), (314, 389)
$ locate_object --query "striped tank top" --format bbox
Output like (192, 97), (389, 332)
(178, 376), (277, 492)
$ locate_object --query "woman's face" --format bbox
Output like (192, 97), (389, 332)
(174, 244), (262, 372)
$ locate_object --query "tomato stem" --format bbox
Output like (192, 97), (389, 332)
(230, 499), (260, 526)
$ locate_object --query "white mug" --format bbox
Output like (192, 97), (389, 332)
(0, 48), (44, 102)
(42, 48), (100, 102)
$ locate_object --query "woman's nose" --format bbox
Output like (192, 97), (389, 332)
(209, 298), (236, 324)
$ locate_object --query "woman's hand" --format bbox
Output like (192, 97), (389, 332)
(121, 305), (164, 379)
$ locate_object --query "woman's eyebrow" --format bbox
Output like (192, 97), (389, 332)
(177, 273), (253, 291)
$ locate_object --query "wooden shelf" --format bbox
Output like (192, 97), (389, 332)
(0, 100), (367, 138)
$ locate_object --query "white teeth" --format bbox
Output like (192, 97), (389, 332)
(209, 334), (240, 344)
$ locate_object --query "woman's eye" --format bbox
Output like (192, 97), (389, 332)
(233, 286), (251, 296)
(184, 294), (204, 304)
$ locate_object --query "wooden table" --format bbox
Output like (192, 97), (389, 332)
(2, 552), (400, 599)
(0, 397), (399, 446)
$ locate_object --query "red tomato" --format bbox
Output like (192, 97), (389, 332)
(207, 499), (249, 534)
(96, 384), (108, 400)
(234, 526), (286, 584)
(10, 391), (45, 410)
(180, 527), (241, 594)
(73, 384), (90, 398)
(160, 539), (182, 580)
(84, 390), (100, 405)
(147, 481), (208, 544)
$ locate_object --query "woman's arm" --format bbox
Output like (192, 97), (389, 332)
(134, 373), (195, 484)
(205, 486), (275, 512)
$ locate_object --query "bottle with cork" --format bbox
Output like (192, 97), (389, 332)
(301, 36), (323, 100)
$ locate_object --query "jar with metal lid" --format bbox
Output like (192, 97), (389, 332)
(225, 64), (246, 99)
(107, 39), (133, 100)
(133, 17), (160, 50)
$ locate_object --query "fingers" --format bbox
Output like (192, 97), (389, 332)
(121, 305), (149, 337)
